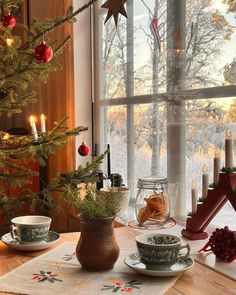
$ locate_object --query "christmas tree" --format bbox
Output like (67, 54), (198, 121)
(0, 0), (108, 228)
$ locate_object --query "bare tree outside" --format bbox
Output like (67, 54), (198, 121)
(101, 0), (235, 198)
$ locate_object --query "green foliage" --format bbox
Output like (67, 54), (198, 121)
(0, 0), (98, 117)
(66, 188), (122, 219)
(187, 212), (195, 218)
(220, 167), (236, 173)
(198, 197), (205, 203)
(0, 0), (102, 220)
(208, 183), (216, 189)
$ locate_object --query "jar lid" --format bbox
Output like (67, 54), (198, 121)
(137, 176), (168, 189)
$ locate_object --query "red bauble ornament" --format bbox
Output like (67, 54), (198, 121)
(78, 142), (90, 156)
(35, 42), (53, 63)
(1, 14), (16, 28)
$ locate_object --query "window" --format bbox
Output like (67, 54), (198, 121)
(94, 0), (236, 227)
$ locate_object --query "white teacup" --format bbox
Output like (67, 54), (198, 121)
(135, 233), (190, 270)
(10, 215), (51, 244)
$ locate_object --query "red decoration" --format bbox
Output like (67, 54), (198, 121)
(1, 14), (16, 28)
(78, 142), (90, 156)
(101, 0), (128, 27)
(199, 226), (236, 262)
(35, 42), (53, 63)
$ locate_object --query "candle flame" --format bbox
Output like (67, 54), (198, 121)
(215, 148), (221, 158)
(6, 38), (14, 46)
(30, 115), (36, 125)
(3, 133), (10, 140)
(192, 180), (196, 189)
(41, 114), (46, 120)
(203, 164), (208, 174)
(226, 129), (231, 139)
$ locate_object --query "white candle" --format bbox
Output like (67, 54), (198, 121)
(225, 129), (233, 168)
(191, 180), (197, 214)
(30, 115), (38, 141)
(214, 149), (221, 185)
(41, 114), (46, 133)
(202, 164), (209, 199)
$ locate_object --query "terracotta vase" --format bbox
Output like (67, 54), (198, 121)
(76, 217), (120, 271)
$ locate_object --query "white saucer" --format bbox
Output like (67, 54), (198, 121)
(1, 231), (60, 251)
(124, 253), (194, 277)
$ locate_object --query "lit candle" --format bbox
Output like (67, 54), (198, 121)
(30, 116), (38, 141)
(214, 149), (221, 185)
(40, 114), (46, 133)
(202, 164), (209, 199)
(191, 180), (197, 214)
(225, 129), (233, 168)
(3, 133), (10, 140)
(6, 38), (14, 46)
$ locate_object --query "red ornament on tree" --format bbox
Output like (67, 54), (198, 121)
(78, 142), (90, 156)
(35, 42), (53, 63)
(1, 14), (16, 28)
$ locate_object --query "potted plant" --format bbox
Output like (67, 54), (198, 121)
(67, 186), (123, 271)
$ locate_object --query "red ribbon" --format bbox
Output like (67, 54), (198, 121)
(199, 241), (212, 253)
(199, 241), (236, 262)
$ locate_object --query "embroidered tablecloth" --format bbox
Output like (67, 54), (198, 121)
(0, 243), (179, 295)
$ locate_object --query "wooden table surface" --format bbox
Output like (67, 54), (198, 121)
(0, 226), (236, 295)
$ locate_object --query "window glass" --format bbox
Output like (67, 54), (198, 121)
(134, 103), (167, 181)
(133, 0), (167, 95)
(101, 0), (167, 99)
(102, 17), (127, 99)
(103, 106), (128, 185)
(185, 0), (236, 89)
(98, 0), (236, 224)
(185, 97), (236, 228)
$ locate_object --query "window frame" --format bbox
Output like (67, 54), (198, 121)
(93, 0), (236, 220)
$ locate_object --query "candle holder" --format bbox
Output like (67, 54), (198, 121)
(182, 172), (236, 240)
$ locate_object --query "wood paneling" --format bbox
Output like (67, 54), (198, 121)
(27, 0), (75, 230)
(28, 0), (75, 179)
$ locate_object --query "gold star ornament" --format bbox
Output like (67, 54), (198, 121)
(101, 0), (128, 27)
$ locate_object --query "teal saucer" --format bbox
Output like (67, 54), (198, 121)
(1, 231), (60, 251)
(124, 252), (194, 277)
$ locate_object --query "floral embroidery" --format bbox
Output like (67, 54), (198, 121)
(62, 252), (76, 261)
(102, 280), (142, 293)
(32, 271), (63, 283)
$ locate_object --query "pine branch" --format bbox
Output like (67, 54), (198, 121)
(18, 0), (98, 51)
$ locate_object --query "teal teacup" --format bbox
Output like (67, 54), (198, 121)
(135, 233), (190, 270)
(10, 215), (51, 244)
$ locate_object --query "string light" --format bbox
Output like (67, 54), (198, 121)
(3, 133), (10, 140)
(6, 38), (14, 46)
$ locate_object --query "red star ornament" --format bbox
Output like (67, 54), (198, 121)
(101, 0), (128, 27)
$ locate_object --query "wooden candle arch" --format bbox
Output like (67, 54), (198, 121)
(182, 172), (236, 240)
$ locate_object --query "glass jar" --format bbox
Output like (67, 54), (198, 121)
(135, 177), (170, 226)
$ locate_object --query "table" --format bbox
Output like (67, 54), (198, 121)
(0, 227), (236, 295)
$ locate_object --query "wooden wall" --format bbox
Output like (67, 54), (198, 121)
(28, 0), (75, 179)
(28, 0), (76, 230)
